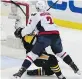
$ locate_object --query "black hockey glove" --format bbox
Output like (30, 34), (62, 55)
(14, 27), (23, 38)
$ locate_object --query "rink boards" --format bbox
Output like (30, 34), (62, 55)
(48, 0), (82, 30)
(1, 0), (82, 30)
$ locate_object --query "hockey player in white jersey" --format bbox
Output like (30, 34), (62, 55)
(13, 1), (80, 79)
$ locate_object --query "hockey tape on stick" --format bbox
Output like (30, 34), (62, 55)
(47, 0), (59, 11)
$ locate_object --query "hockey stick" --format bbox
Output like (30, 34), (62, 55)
(7, 0), (59, 17)
(47, 0), (59, 11)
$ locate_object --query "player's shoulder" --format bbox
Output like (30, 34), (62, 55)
(31, 12), (40, 18)
(31, 13), (37, 16)
(31, 11), (51, 15)
(39, 11), (51, 16)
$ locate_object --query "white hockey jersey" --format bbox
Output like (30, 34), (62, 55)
(21, 11), (59, 37)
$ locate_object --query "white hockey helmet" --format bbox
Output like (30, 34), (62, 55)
(35, 1), (47, 12)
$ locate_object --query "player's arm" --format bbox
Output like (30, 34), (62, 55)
(21, 13), (40, 37)
(14, 13), (40, 38)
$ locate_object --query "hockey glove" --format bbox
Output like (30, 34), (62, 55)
(14, 27), (23, 38)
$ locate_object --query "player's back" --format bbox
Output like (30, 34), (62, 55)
(36, 11), (58, 32)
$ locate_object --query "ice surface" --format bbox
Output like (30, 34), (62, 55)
(1, 15), (82, 79)
(1, 27), (82, 79)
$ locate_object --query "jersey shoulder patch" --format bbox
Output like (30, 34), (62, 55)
(31, 13), (37, 16)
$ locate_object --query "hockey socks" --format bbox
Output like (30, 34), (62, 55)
(22, 59), (31, 68)
(63, 55), (72, 65)
(50, 65), (63, 76)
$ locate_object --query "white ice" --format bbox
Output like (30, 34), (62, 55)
(1, 16), (82, 79)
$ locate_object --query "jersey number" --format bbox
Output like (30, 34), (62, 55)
(46, 16), (53, 24)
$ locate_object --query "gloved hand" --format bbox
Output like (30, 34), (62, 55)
(15, 17), (22, 30)
(14, 27), (23, 38)
(14, 16), (24, 38)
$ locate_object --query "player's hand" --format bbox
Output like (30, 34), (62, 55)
(14, 16), (24, 30)
(14, 27), (23, 38)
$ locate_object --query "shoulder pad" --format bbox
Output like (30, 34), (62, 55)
(31, 13), (37, 16)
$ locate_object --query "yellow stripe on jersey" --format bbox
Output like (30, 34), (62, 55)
(24, 35), (34, 43)
(54, 68), (61, 73)
(38, 68), (41, 75)
(50, 65), (61, 73)
(50, 65), (59, 69)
